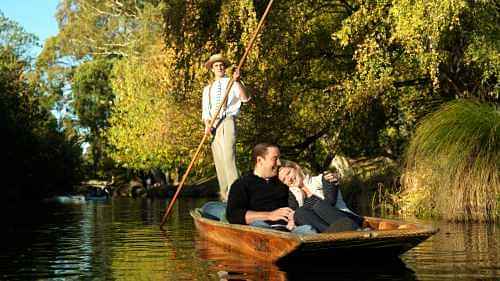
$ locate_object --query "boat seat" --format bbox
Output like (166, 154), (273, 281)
(201, 211), (229, 223)
(200, 201), (229, 223)
(201, 211), (222, 221)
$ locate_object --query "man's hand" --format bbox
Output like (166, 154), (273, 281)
(204, 126), (212, 136)
(268, 207), (294, 222)
(286, 214), (296, 230)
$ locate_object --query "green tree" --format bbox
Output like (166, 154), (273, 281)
(41, 0), (499, 194)
(0, 47), (83, 202)
(0, 11), (39, 58)
(72, 59), (115, 176)
(106, 0), (260, 178)
(36, 0), (166, 179)
(52, 0), (162, 59)
(334, 0), (499, 158)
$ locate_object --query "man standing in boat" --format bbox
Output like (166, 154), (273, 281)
(202, 53), (250, 202)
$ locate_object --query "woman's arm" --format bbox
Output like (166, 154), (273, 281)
(321, 172), (339, 205)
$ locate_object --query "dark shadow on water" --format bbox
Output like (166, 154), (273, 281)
(282, 258), (416, 281)
(194, 235), (416, 281)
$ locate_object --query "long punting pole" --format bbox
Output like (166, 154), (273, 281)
(160, 0), (275, 230)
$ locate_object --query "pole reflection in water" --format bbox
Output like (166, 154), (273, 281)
(1, 198), (499, 280)
(194, 233), (417, 281)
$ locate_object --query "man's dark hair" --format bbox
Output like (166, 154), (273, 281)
(252, 143), (278, 165)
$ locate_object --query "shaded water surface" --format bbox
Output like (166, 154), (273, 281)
(1, 198), (498, 280)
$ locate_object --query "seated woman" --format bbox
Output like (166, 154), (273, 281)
(278, 161), (363, 233)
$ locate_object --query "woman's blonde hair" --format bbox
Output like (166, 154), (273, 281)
(279, 160), (307, 180)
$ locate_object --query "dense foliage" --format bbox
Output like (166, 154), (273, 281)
(41, 0), (498, 173)
(0, 45), (83, 202)
(401, 100), (499, 222)
(72, 59), (115, 175)
(0, 12), (83, 202)
(0, 11), (39, 58)
(31, 0), (499, 219)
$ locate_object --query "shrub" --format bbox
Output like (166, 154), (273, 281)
(400, 100), (499, 222)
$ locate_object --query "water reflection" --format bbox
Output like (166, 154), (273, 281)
(1, 198), (217, 280)
(403, 222), (500, 280)
(195, 237), (287, 280)
(194, 235), (417, 281)
(1, 198), (499, 280)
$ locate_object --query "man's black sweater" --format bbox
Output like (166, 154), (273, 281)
(226, 173), (289, 225)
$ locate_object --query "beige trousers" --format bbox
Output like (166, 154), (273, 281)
(211, 116), (239, 202)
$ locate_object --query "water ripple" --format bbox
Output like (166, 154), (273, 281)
(1, 198), (498, 280)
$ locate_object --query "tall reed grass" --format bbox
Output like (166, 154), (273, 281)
(400, 100), (499, 222)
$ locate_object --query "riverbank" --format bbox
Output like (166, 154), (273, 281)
(76, 176), (220, 199)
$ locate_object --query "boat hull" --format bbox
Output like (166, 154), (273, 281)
(193, 211), (300, 261)
(191, 210), (438, 262)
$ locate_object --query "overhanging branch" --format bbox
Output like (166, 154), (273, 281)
(280, 125), (331, 157)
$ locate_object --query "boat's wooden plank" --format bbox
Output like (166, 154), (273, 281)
(192, 210), (301, 260)
(191, 210), (439, 262)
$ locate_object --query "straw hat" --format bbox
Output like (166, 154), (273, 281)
(204, 53), (230, 69)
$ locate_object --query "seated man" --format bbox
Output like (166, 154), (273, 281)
(225, 143), (316, 234)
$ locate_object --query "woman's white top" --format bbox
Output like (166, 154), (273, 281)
(289, 174), (356, 215)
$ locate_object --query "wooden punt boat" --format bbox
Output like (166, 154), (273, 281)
(191, 209), (438, 263)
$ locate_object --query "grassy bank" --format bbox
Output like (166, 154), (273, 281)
(399, 100), (499, 222)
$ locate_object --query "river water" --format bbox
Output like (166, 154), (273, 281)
(1, 197), (498, 280)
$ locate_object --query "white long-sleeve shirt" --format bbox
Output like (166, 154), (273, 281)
(201, 77), (247, 122)
(289, 174), (356, 215)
